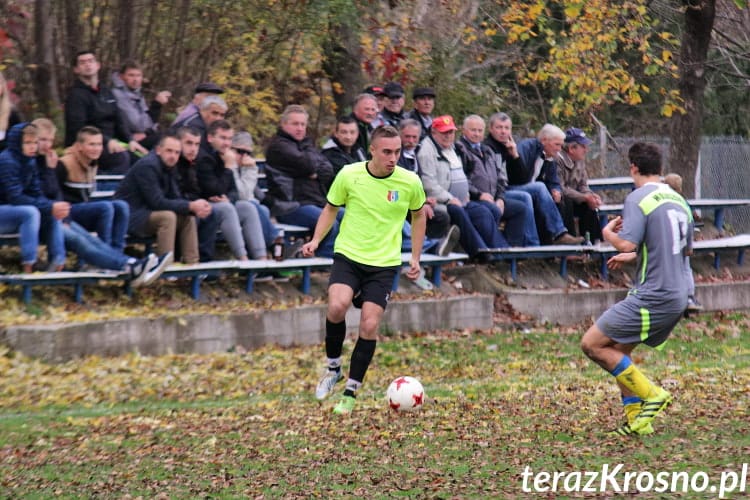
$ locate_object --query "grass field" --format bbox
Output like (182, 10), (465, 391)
(0, 311), (748, 498)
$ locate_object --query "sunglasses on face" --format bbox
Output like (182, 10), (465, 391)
(233, 148), (253, 156)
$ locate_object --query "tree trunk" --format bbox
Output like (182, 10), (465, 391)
(33, 0), (60, 116)
(116, 0), (135, 61)
(322, 21), (363, 113)
(63, 0), (81, 68)
(668, 0), (716, 198)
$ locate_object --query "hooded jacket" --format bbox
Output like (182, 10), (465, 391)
(0, 123), (54, 216)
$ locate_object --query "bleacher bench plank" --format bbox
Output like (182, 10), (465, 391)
(479, 245), (590, 281)
(587, 176), (634, 192)
(0, 270), (127, 304)
(598, 198), (750, 230)
(592, 234), (750, 278)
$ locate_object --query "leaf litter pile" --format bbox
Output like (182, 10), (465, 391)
(0, 312), (748, 498)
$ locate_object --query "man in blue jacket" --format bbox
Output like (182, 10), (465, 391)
(0, 123), (66, 271)
(512, 123), (583, 245)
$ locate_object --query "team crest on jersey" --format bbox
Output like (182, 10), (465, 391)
(387, 190), (399, 202)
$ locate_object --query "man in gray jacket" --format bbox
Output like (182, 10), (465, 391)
(111, 60), (171, 151)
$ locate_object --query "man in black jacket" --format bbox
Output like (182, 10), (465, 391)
(115, 133), (211, 263)
(64, 51), (147, 174)
(321, 116), (366, 177)
(265, 104), (338, 257)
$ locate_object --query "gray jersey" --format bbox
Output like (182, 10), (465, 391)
(619, 182), (693, 302)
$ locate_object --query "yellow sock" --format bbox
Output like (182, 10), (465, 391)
(615, 364), (660, 400)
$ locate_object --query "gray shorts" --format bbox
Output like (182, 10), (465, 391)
(595, 294), (684, 348)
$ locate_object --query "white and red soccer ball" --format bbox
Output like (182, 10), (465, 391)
(386, 376), (425, 412)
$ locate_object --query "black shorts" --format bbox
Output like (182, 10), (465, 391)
(329, 253), (400, 309)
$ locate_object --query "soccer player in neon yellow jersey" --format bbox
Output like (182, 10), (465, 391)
(581, 142), (693, 436)
(302, 125), (427, 414)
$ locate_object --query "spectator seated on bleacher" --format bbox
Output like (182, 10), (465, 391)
(348, 93), (379, 159)
(398, 119), (456, 255)
(175, 125), (221, 262)
(556, 128), (602, 243)
(230, 131), (293, 258)
(264, 105), (339, 258)
(0, 123), (66, 271)
(404, 87), (435, 141)
(512, 122), (584, 245)
(172, 82), (224, 126)
(195, 120), (268, 261)
(458, 114), (534, 248)
(40, 122), (130, 253)
(115, 133), (212, 264)
(321, 116), (366, 178)
(64, 51), (147, 174)
(171, 95), (227, 154)
(34, 125), (171, 285)
(111, 60), (171, 151)
(417, 115), (508, 261)
(0, 203), (40, 273)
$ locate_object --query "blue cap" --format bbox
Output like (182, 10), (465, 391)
(564, 128), (593, 146)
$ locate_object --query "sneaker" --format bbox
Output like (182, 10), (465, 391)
(606, 422), (654, 437)
(553, 232), (585, 245)
(332, 394), (356, 415)
(686, 296), (703, 312)
(630, 389), (672, 433)
(141, 251), (174, 286)
(436, 225), (460, 256)
(315, 369), (343, 400)
(129, 253), (159, 288)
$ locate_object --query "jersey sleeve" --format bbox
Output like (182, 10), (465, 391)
(326, 169), (348, 207)
(408, 174), (426, 211)
(618, 195), (646, 246)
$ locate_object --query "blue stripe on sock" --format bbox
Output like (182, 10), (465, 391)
(621, 396), (642, 406)
(610, 356), (632, 377)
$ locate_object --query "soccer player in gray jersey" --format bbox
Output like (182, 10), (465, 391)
(581, 142), (693, 436)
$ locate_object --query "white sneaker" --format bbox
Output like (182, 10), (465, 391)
(130, 253), (158, 288)
(141, 252), (174, 286)
(315, 369), (343, 400)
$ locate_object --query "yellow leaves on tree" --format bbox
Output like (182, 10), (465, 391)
(500, 0), (683, 118)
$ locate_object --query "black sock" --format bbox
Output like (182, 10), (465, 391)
(325, 319), (346, 360)
(349, 338), (377, 385)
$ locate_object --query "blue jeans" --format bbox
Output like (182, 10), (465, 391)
(508, 182), (567, 241)
(40, 212), (66, 267)
(251, 200), (282, 247)
(70, 200), (130, 252)
(503, 190), (540, 246)
(278, 204), (339, 257)
(0, 204), (40, 265)
(446, 202), (504, 257)
(63, 221), (129, 270)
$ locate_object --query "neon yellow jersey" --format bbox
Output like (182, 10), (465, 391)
(327, 161), (426, 267)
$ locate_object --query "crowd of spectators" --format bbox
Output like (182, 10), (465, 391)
(0, 49), (602, 285)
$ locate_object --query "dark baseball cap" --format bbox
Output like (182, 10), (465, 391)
(364, 84), (385, 96)
(413, 87), (436, 99)
(383, 82), (405, 98)
(194, 82), (224, 94)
